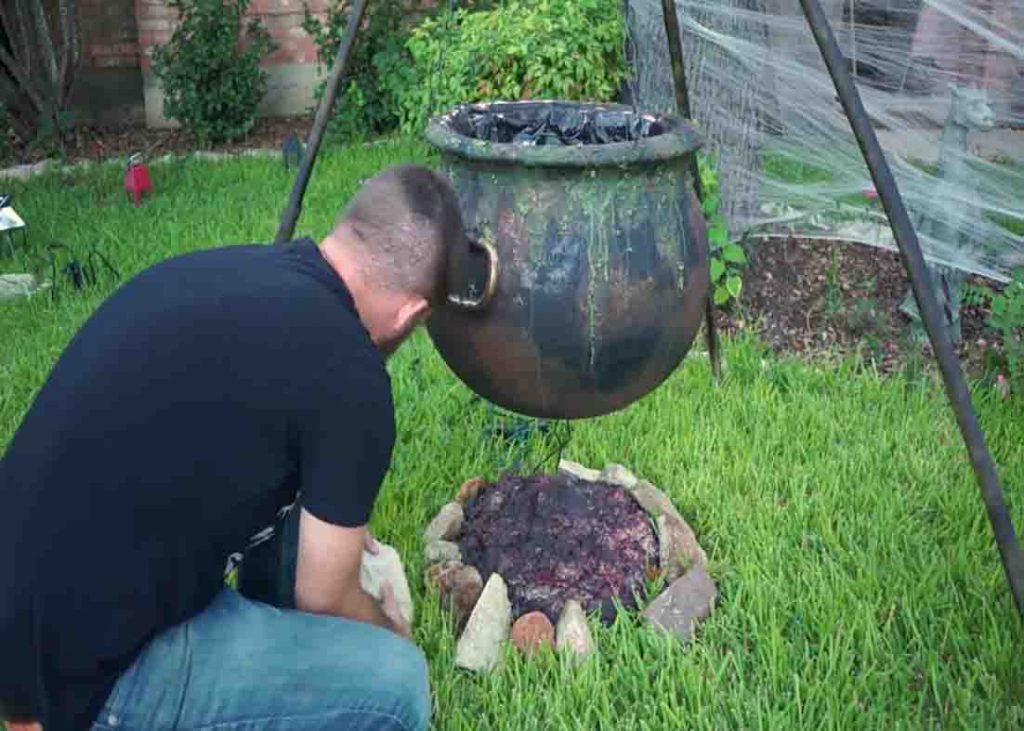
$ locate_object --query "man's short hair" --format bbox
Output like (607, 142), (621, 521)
(337, 164), (466, 305)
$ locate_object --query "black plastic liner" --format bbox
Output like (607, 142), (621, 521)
(450, 102), (668, 146)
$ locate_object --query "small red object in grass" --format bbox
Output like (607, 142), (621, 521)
(864, 185), (878, 201)
(124, 153), (153, 206)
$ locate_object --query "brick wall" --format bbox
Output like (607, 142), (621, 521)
(74, 0), (436, 128)
(135, 0), (327, 71)
(74, 0), (145, 125)
(78, 0), (140, 70)
(133, 0), (330, 126)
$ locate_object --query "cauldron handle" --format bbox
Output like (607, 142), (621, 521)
(446, 229), (500, 312)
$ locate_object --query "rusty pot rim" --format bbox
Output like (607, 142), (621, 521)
(424, 100), (703, 169)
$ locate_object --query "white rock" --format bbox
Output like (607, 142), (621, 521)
(360, 542), (414, 626)
(558, 459), (601, 482)
(555, 600), (595, 660)
(423, 502), (464, 543)
(455, 572), (512, 672)
(0, 274), (43, 301)
(424, 540), (462, 564)
(600, 463), (638, 489)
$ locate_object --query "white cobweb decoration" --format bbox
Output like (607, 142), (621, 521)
(625, 0), (1024, 285)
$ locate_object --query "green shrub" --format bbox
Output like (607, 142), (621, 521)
(151, 0), (277, 145)
(965, 268), (1024, 395)
(302, 0), (417, 141)
(392, 0), (629, 133)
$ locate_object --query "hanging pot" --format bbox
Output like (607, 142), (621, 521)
(425, 100), (709, 420)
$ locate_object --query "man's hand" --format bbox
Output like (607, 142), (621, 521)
(364, 530), (380, 555)
(294, 509), (407, 638)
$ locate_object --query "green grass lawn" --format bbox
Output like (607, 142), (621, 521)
(2, 141), (1023, 729)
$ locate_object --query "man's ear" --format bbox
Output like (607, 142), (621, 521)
(395, 296), (431, 333)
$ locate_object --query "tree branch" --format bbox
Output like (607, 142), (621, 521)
(0, 44), (44, 113)
(25, 0), (58, 91)
(13, 0), (35, 78)
(57, 0), (76, 105)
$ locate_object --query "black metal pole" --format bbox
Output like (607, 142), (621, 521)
(659, 0), (721, 382)
(274, 0), (371, 245)
(798, 0), (1024, 619)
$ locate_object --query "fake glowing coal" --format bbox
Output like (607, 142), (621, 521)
(458, 472), (660, 624)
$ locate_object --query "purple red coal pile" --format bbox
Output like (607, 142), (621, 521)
(458, 472), (660, 624)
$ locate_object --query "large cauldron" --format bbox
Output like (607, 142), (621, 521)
(425, 101), (709, 419)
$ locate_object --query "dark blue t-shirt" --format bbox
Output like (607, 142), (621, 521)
(0, 238), (396, 730)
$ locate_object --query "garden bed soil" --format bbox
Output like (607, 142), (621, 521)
(715, 235), (999, 377)
(5, 115), (314, 166)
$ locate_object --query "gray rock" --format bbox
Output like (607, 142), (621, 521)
(424, 540), (462, 564)
(629, 480), (679, 519)
(424, 502), (464, 543)
(643, 565), (717, 642)
(630, 480), (707, 574)
(455, 572), (511, 672)
(600, 463), (638, 488)
(555, 600), (595, 660)
(558, 459), (601, 482)
(657, 514), (707, 581)
(360, 541), (414, 626)
(0, 274), (42, 301)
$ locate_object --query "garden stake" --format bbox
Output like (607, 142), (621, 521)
(282, 133), (303, 171)
(798, 0), (1024, 620)
(274, 0), (370, 245)
(659, 0), (721, 383)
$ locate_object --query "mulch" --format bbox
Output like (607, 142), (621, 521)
(714, 234), (1000, 378)
(4, 115), (315, 166)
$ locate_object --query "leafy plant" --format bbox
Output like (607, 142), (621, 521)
(823, 248), (842, 315)
(964, 269), (1024, 395)
(151, 0), (276, 145)
(393, 0), (629, 133)
(302, 0), (419, 141)
(29, 109), (76, 159)
(699, 154), (747, 306)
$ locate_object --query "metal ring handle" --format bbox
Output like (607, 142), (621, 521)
(447, 234), (500, 311)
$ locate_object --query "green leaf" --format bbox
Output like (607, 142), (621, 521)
(714, 286), (731, 305)
(726, 275), (743, 298)
(710, 258), (726, 281)
(701, 195), (720, 216)
(709, 226), (728, 247)
(722, 243), (747, 264)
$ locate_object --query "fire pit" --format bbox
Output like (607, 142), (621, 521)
(460, 472), (658, 624)
(422, 461), (718, 672)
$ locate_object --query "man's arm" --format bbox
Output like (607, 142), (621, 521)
(293, 508), (410, 638)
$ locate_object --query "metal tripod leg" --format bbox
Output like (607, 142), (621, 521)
(659, 0), (721, 382)
(274, 0), (370, 245)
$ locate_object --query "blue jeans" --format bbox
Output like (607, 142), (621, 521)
(89, 506), (431, 731)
